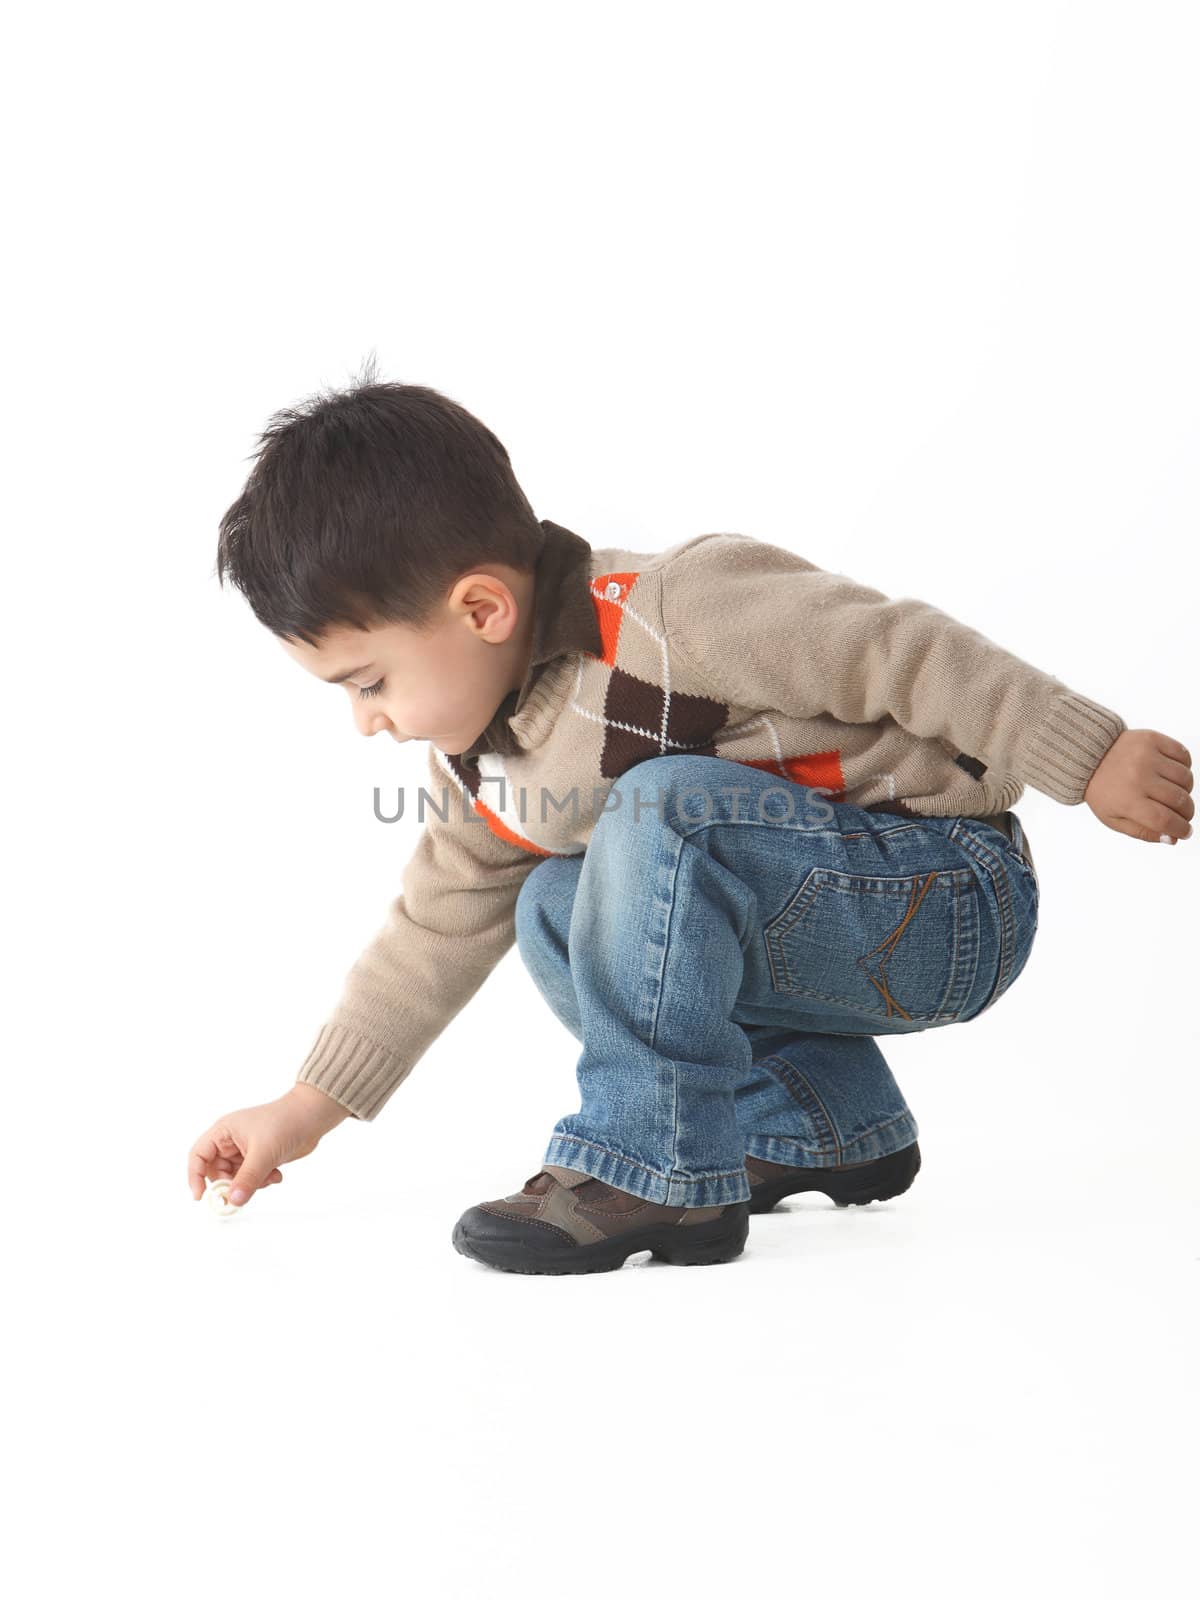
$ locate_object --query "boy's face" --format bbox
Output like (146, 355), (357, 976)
(279, 564), (536, 756)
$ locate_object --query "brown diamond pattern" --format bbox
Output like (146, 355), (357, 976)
(599, 666), (730, 778)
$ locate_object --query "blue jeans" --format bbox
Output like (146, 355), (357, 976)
(514, 753), (1040, 1207)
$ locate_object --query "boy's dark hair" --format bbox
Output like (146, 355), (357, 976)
(214, 357), (545, 647)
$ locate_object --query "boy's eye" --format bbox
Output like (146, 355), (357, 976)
(357, 679), (385, 700)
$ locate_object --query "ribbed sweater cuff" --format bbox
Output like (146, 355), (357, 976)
(296, 1022), (410, 1122)
(1020, 690), (1127, 805)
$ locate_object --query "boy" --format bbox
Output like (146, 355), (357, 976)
(187, 372), (1193, 1275)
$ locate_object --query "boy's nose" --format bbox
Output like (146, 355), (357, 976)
(355, 706), (391, 737)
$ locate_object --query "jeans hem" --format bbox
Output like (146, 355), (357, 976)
(542, 1134), (752, 1206)
(743, 1110), (919, 1168)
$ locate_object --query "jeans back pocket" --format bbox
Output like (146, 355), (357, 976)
(762, 864), (981, 1028)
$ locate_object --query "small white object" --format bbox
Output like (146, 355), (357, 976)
(207, 1178), (240, 1218)
(604, 580), (622, 600)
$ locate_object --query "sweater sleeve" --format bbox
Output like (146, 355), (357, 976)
(294, 741), (540, 1121)
(659, 533), (1127, 808)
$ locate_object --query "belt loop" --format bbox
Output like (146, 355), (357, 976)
(1009, 812), (1039, 892)
(1009, 812), (1025, 858)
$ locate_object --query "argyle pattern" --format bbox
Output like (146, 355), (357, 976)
(435, 565), (881, 857)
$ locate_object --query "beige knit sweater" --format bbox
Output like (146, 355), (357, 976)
(295, 518), (1126, 1120)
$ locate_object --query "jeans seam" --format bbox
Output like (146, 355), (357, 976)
(951, 822), (1015, 1013)
(757, 1054), (842, 1158)
(646, 830), (686, 1183)
(838, 1108), (918, 1154)
(746, 1107), (917, 1162)
(545, 1132), (747, 1185)
(943, 875), (964, 1019)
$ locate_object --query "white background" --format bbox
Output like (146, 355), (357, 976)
(5, 3), (1196, 1595)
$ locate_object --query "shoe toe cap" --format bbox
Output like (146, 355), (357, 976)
(453, 1203), (577, 1254)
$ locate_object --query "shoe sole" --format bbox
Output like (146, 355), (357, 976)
(747, 1141), (922, 1214)
(451, 1203), (750, 1275)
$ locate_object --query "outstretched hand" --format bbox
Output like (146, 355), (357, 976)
(1084, 730), (1193, 845)
(188, 1083), (352, 1209)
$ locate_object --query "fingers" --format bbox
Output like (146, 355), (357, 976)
(227, 1154), (271, 1208)
(1101, 739), (1198, 846)
(205, 1160), (283, 1183)
(1106, 815), (1173, 844)
(187, 1129), (282, 1201)
(188, 1156), (283, 1201)
(201, 1157), (282, 1181)
(1159, 755), (1194, 794)
(188, 1113), (287, 1203)
(1146, 774), (1194, 839)
(187, 1134), (221, 1201)
(1108, 807), (1191, 845)
(1154, 734), (1192, 770)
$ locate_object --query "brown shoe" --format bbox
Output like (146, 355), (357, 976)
(745, 1142), (922, 1214)
(452, 1163), (750, 1275)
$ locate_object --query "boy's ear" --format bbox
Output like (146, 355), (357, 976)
(450, 571), (523, 643)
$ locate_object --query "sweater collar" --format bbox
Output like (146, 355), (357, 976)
(461, 518), (602, 759)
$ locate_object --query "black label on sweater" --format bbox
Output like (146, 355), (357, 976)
(954, 751), (989, 780)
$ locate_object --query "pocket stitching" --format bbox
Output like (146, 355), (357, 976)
(763, 865), (980, 1023)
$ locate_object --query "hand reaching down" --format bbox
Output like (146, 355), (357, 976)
(187, 1082), (352, 1209)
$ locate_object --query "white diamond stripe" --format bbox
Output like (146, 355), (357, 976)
(724, 712), (786, 766)
(586, 579), (675, 755)
(567, 697), (716, 754)
(563, 582), (818, 776)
